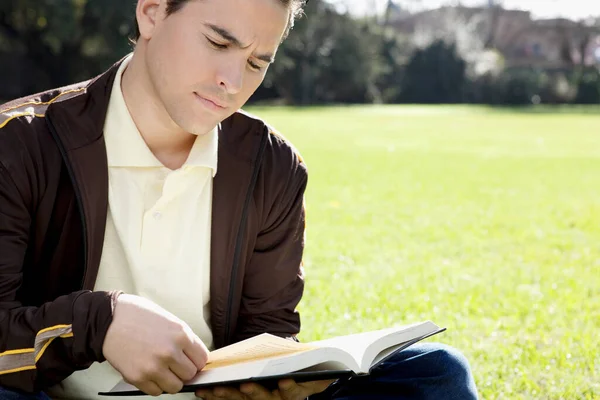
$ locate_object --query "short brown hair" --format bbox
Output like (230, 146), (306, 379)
(132, 0), (306, 42)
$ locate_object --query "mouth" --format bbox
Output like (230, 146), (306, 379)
(194, 92), (227, 112)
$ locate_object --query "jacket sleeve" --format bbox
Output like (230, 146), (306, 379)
(0, 161), (119, 393)
(232, 159), (308, 343)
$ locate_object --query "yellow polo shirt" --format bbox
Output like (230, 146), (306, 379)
(47, 54), (216, 399)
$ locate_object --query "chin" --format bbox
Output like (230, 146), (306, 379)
(182, 124), (211, 136)
(171, 113), (216, 136)
(189, 120), (219, 136)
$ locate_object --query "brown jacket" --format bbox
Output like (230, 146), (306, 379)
(0, 58), (307, 393)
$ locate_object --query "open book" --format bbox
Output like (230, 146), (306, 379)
(100, 320), (444, 396)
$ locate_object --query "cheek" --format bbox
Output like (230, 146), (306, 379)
(238, 71), (266, 102)
(157, 27), (213, 86)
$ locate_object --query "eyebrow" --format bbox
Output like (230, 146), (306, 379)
(205, 23), (275, 64)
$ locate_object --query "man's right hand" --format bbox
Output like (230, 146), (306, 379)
(102, 294), (209, 396)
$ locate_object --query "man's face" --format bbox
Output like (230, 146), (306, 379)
(140, 0), (289, 135)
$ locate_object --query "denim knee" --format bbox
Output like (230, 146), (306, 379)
(0, 387), (51, 400)
(375, 342), (476, 382)
(310, 342), (479, 400)
(415, 343), (473, 379)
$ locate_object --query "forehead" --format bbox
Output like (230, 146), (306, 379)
(179, 0), (289, 48)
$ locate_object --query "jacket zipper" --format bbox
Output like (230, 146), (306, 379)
(46, 117), (88, 289)
(224, 129), (268, 344)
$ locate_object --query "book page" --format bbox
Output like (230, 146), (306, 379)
(308, 321), (441, 372)
(309, 325), (421, 365)
(361, 321), (442, 370)
(309, 330), (382, 368)
(204, 333), (316, 370)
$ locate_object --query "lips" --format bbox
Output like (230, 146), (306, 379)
(194, 92), (227, 110)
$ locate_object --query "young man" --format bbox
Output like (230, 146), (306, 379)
(0, 0), (478, 399)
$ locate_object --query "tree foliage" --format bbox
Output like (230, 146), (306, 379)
(260, 0), (383, 104)
(399, 40), (467, 103)
(0, 0), (134, 99)
(0, 0), (598, 105)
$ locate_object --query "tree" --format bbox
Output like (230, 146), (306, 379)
(259, 0), (382, 104)
(375, 30), (412, 103)
(0, 0), (134, 100)
(399, 39), (467, 103)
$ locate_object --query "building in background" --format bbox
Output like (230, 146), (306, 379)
(386, 2), (600, 70)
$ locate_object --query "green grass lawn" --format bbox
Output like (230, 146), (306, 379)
(248, 105), (600, 399)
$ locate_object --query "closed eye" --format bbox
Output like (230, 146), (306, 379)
(206, 36), (228, 50)
(248, 60), (264, 72)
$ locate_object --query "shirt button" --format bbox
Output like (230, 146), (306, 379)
(153, 211), (162, 220)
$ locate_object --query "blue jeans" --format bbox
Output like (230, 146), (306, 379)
(0, 387), (50, 400)
(310, 342), (479, 400)
(0, 343), (478, 400)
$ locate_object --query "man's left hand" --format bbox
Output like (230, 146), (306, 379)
(195, 379), (335, 400)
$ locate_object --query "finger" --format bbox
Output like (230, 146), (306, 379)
(278, 379), (306, 400)
(298, 379), (337, 394)
(194, 391), (220, 400)
(213, 386), (248, 400)
(195, 389), (211, 399)
(240, 382), (274, 399)
(170, 350), (199, 382)
(184, 334), (210, 370)
(136, 381), (163, 397)
(194, 390), (221, 400)
(154, 368), (184, 394)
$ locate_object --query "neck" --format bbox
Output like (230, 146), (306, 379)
(120, 51), (196, 170)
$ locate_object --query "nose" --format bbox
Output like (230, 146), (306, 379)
(217, 60), (244, 95)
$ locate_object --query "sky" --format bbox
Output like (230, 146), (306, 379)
(329, 0), (600, 21)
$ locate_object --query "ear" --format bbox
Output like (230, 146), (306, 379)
(136, 0), (162, 40)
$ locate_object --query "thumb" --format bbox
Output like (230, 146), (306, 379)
(184, 333), (209, 371)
